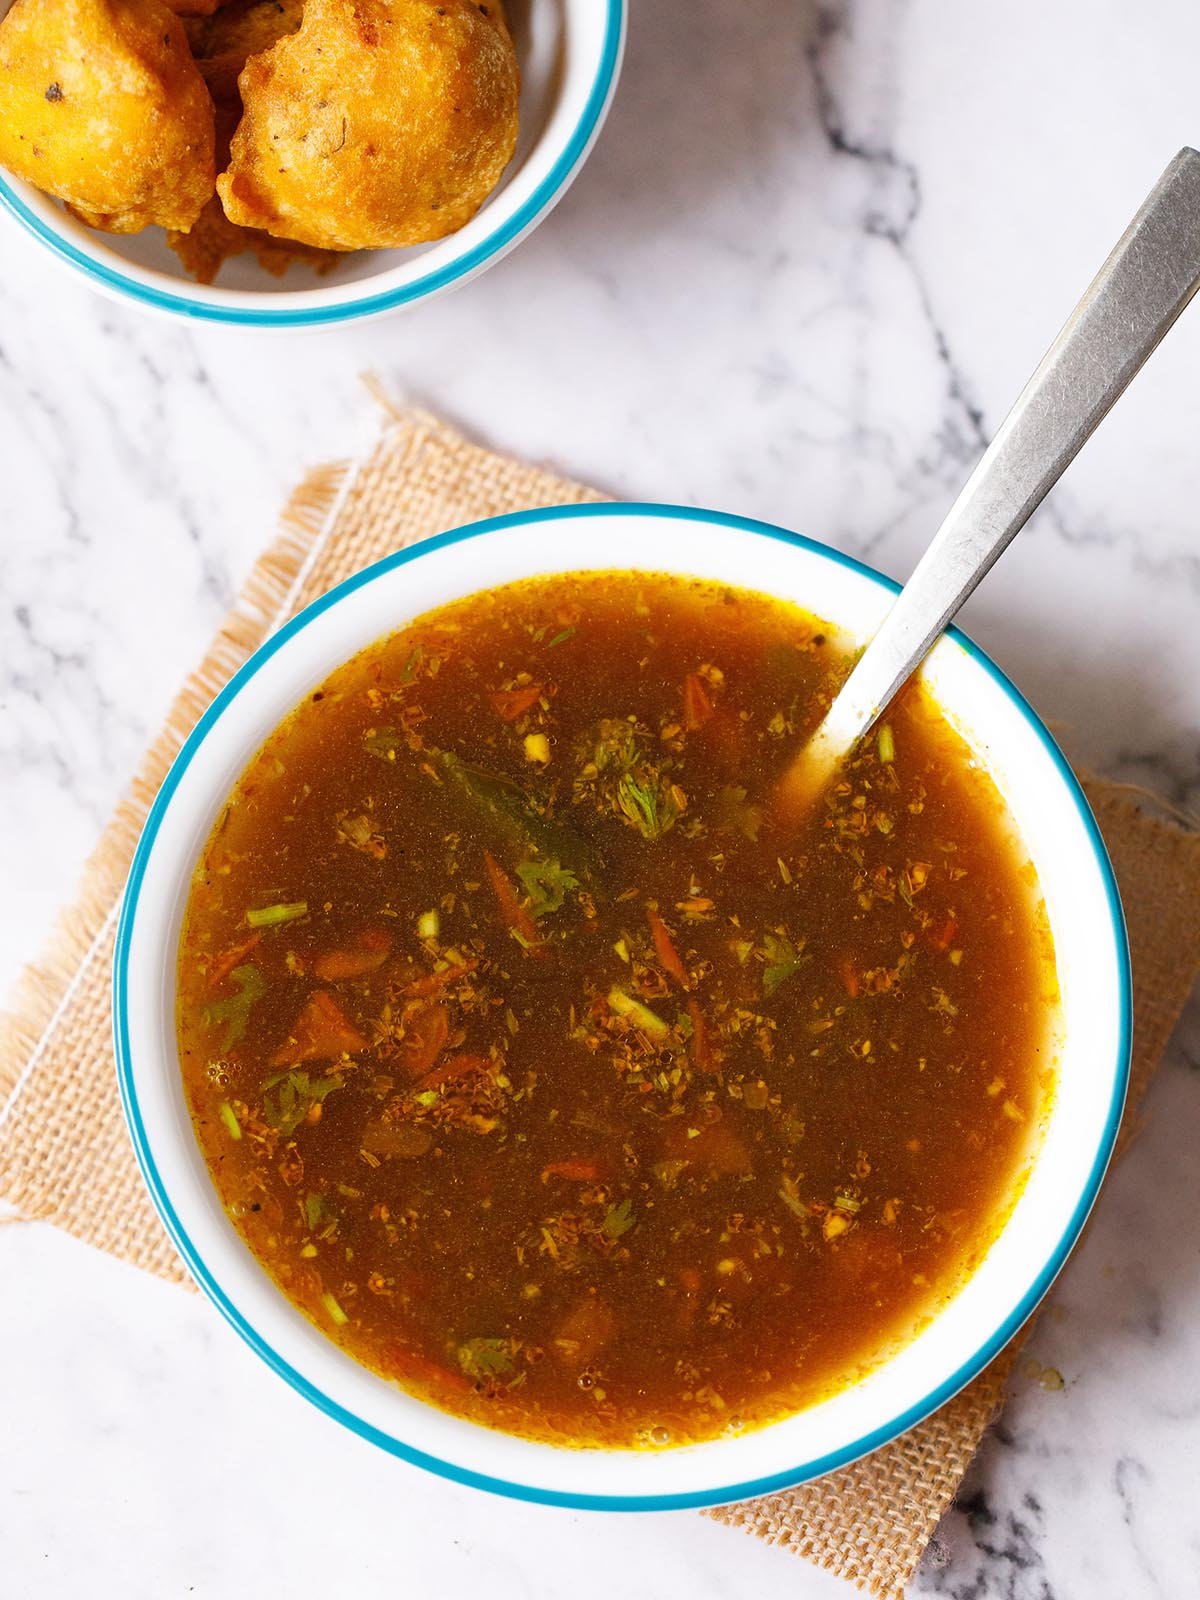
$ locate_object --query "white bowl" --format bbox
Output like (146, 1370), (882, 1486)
(0, 0), (626, 327)
(114, 504), (1130, 1509)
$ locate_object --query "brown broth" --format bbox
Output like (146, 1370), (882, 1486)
(177, 572), (1058, 1448)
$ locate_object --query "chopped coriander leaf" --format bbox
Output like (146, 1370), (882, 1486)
(363, 726), (405, 762)
(304, 1191), (335, 1231)
(516, 857), (579, 918)
(576, 719), (682, 840)
(761, 933), (807, 997)
(398, 644), (424, 683)
(202, 964), (266, 1051)
(262, 1069), (342, 1136)
(714, 784), (764, 842)
(601, 1198), (636, 1239)
(458, 1336), (519, 1382)
(433, 748), (598, 879)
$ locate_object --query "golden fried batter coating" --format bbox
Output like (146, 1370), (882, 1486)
(185, 0), (305, 109)
(171, 0), (332, 282)
(217, 0), (520, 252)
(0, 0), (215, 234)
(165, 0), (232, 15)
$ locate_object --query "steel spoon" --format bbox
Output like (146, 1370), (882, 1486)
(777, 147), (1200, 817)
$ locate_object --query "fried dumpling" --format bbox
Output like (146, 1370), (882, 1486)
(216, 0), (519, 252)
(0, 0), (215, 234)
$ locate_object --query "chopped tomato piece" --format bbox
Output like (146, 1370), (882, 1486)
(682, 672), (715, 731)
(646, 903), (689, 989)
(314, 927), (394, 981)
(664, 1116), (751, 1176)
(399, 960), (479, 999)
(360, 1118), (433, 1159)
(488, 684), (543, 722)
(928, 917), (959, 953)
(483, 850), (542, 951)
(687, 998), (719, 1074)
(381, 1342), (472, 1396)
(838, 956), (860, 998)
(399, 1004), (450, 1076)
(551, 1295), (617, 1367)
(541, 1157), (605, 1183)
(206, 930), (262, 990)
(413, 1052), (493, 1093)
(271, 989), (367, 1066)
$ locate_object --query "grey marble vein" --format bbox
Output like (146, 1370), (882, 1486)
(1, 0), (1198, 1595)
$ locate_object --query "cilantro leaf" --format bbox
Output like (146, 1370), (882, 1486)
(714, 784), (764, 843)
(457, 1336), (524, 1385)
(261, 1069), (341, 1136)
(515, 857), (580, 918)
(600, 1197), (636, 1240)
(303, 1192), (335, 1232)
(363, 727), (405, 762)
(203, 963), (266, 1051)
(761, 933), (807, 997)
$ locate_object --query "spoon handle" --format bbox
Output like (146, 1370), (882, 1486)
(817, 146), (1200, 755)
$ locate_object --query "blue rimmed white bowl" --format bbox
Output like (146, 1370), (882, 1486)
(114, 504), (1130, 1509)
(0, 0), (625, 327)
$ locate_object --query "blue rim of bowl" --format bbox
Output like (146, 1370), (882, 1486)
(0, 2), (626, 327)
(113, 502), (1132, 1511)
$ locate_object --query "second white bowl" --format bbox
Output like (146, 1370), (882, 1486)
(0, 0), (627, 327)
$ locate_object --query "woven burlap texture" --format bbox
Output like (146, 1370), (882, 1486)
(2, 412), (1198, 1599)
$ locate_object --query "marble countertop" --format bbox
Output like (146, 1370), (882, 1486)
(2, 2), (1198, 1595)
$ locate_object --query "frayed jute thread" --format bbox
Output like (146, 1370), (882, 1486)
(0, 456), (353, 1126)
(2, 411), (1197, 1599)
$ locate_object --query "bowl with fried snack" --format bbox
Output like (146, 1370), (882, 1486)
(0, 0), (626, 326)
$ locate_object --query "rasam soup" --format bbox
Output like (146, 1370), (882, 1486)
(177, 572), (1057, 1448)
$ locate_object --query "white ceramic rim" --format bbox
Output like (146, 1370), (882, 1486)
(0, 0), (627, 327)
(113, 504), (1131, 1510)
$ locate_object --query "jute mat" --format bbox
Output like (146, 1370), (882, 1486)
(3, 411), (1198, 1597)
